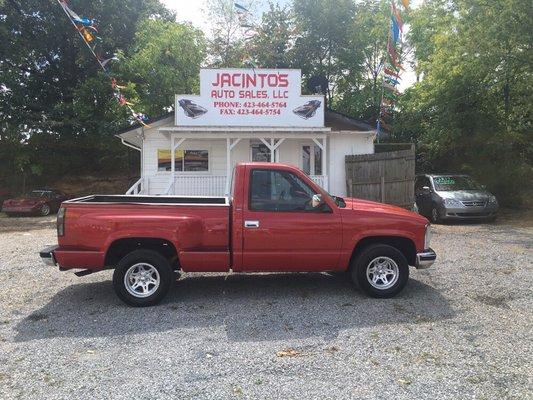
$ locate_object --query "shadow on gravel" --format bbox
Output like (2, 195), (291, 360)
(14, 272), (454, 342)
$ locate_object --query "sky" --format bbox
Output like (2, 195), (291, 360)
(161, 0), (419, 90)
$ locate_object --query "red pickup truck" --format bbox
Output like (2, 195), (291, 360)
(40, 163), (436, 306)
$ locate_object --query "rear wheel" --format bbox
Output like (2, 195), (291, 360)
(40, 204), (51, 216)
(113, 249), (172, 307)
(350, 244), (409, 298)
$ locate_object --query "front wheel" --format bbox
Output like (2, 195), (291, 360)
(351, 244), (409, 298)
(113, 249), (173, 307)
(430, 206), (441, 224)
(40, 204), (51, 216)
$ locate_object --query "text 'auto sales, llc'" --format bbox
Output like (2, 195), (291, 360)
(211, 72), (290, 99)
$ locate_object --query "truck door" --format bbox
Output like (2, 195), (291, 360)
(241, 167), (342, 271)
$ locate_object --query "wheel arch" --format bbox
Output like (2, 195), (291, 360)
(351, 236), (417, 266)
(104, 237), (179, 269)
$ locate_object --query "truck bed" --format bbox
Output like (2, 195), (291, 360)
(56, 196), (231, 272)
(67, 195), (229, 205)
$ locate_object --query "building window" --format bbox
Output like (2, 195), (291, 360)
(184, 150), (209, 171)
(157, 149), (208, 172)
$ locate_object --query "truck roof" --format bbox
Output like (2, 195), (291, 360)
(236, 162), (299, 170)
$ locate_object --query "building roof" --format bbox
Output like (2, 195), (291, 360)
(324, 109), (374, 131)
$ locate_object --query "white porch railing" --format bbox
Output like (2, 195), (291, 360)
(167, 175), (227, 196)
(164, 175), (328, 196)
(125, 177), (145, 195)
(310, 175), (328, 191)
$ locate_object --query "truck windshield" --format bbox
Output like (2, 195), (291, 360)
(433, 176), (483, 191)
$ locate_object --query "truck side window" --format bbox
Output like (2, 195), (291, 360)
(250, 169), (318, 212)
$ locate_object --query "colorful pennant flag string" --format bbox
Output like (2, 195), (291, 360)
(57, 0), (149, 127)
(234, 3), (260, 71)
(376, 0), (407, 141)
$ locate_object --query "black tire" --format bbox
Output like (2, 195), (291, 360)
(40, 203), (51, 216)
(350, 244), (409, 298)
(113, 249), (173, 307)
(430, 205), (441, 224)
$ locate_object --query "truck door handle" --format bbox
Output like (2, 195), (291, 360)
(244, 220), (260, 228)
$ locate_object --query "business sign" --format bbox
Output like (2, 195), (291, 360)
(175, 69), (324, 127)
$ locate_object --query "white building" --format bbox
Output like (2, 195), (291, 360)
(117, 69), (376, 197)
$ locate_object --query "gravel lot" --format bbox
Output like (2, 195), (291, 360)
(0, 212), (531, 399)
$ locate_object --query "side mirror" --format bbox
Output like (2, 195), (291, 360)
(422, 186), (431, 194)
(311, 194), (324, 208)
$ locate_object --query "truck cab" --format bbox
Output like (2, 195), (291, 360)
(41, 162), (436, 306)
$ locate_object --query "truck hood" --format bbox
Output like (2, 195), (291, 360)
(342, 197), (428, 223)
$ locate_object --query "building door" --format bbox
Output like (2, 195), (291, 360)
(242, 167), (341, 271)
(301, 144), (322, 175)
(250, 141), (278, 162)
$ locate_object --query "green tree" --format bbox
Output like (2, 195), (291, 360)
(248, 2), (295, 68)
(121, 19), (206, 116)
(291, 0), (356, 102)
(206, 0), (255, 67)
(0, 0), (190, 190)
(396, 0), (533, 204)
(334, 0), (391, 122)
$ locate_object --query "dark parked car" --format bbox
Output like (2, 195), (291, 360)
(0, 185), (11, 209)
(1, 190), (69, 216)
(415, 174), (499, 223)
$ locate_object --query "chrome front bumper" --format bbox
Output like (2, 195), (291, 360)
(416, 248), (436, 269)
(39, 245), (59, 266)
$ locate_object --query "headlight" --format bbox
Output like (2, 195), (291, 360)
(443, 198), (463, 207)
(424, 224), (432, 249)
(488, 196), (498, 204)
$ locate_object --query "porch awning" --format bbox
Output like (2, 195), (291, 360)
(158, 126), (331, 140)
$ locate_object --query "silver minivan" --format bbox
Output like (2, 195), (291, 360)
(415, 174), (499, 223)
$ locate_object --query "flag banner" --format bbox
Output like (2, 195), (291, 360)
(58, 0), (149, 127)
(59, 1), (82, 22)
(387, 39), (399, 62)
(234, 3), (249, 13)
(380, 118), (392, 131)
(380, 107), (392, 117)
(384, 76), (400, 86)
(383, 82), (399, 93)
(391, 2), (403, 31)
(79, 27), (94, 42)
(384, 67), (401, 78)
(391, 16), (400, 43)
(382, 97), (394, 106)
(383, 90), (398, 100)
(100, 56), (118, 68)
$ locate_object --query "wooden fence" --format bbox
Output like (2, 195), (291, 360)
(345, 146), (415, 208)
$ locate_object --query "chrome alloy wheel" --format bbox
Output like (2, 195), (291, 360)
(124, 263), (160, 298)
(366, 256), (399, 290)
